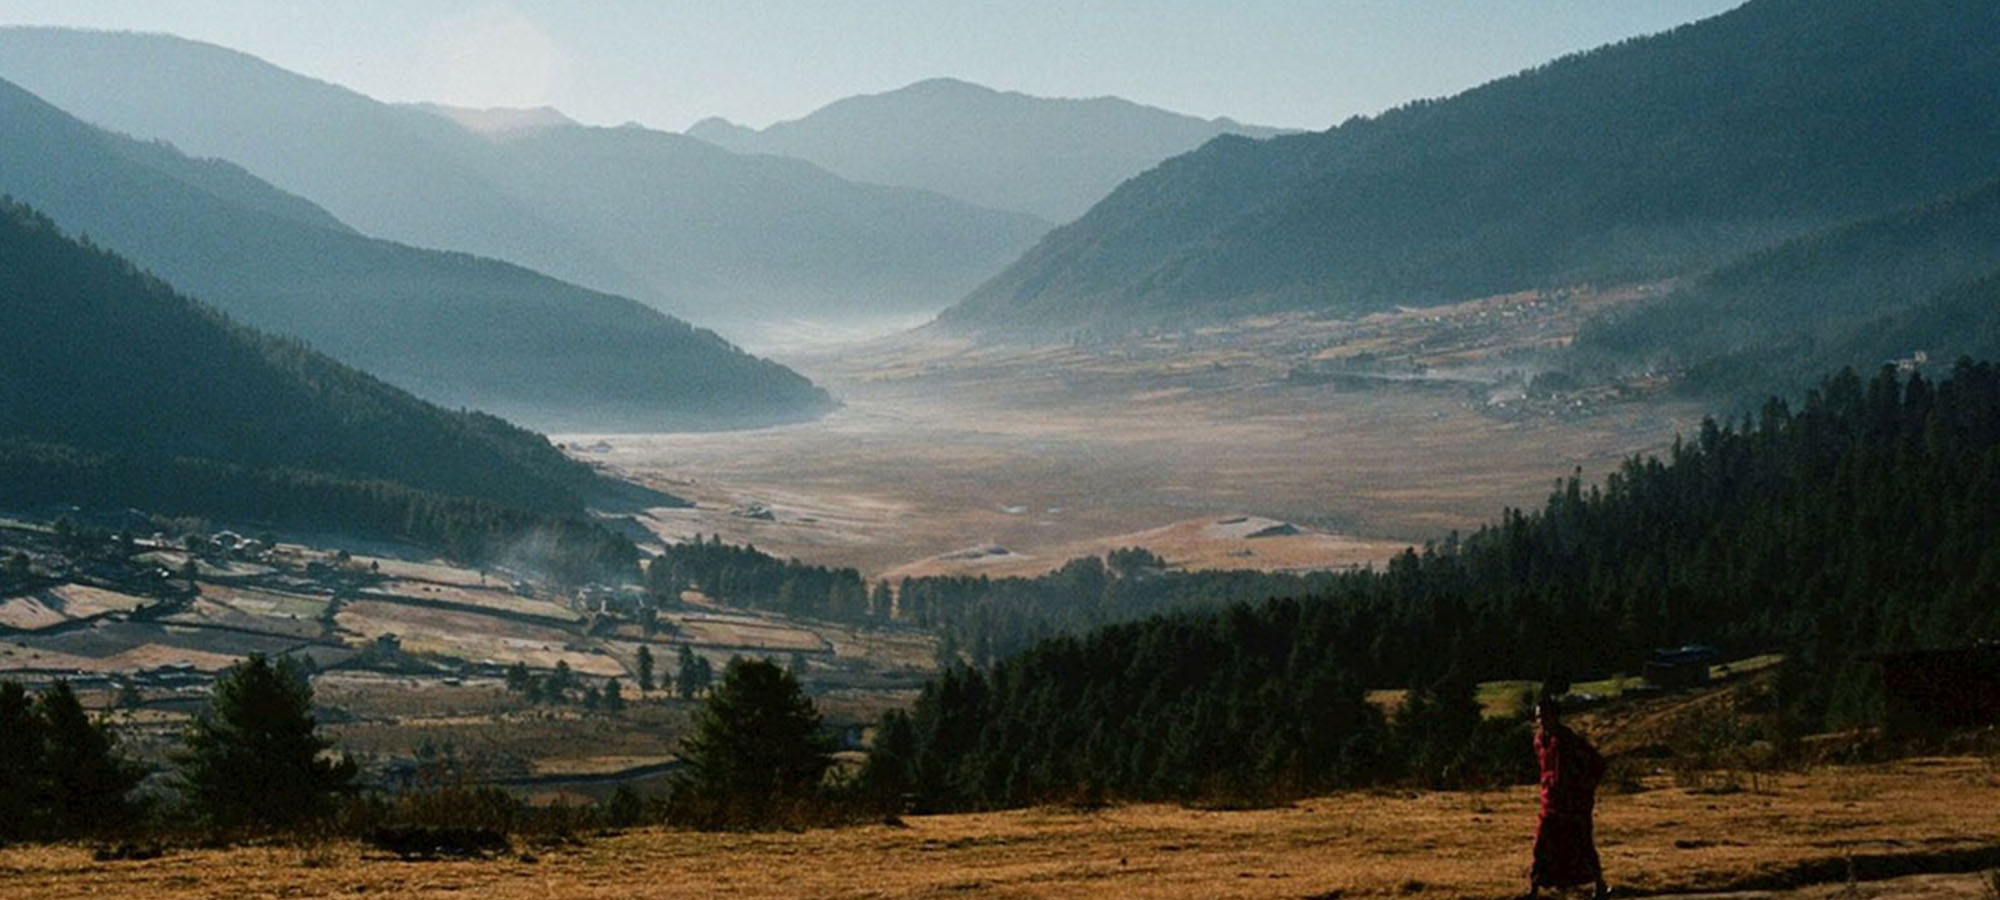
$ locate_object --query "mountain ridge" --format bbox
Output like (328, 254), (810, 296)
(941, 0), (2000, 338)
(686, 76), (1293, 222)
(0, 74), (832, 432)
(0, 28), (1049, 342)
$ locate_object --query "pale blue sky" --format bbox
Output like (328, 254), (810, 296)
(0, 1), (1744, 131)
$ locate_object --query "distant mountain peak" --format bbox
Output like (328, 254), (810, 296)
(895, 76), (995, 96)
(0, 27), (1044, 346)
(685, 115), (756, 143)
(682, 78), (1289, 221)
(0, 71), (835, 430)
(408, 102), (577, 137)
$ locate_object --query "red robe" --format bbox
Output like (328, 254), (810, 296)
(1531, 723), (1605, 888)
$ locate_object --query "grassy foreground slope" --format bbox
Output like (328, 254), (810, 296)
(3, 758), (1994, 900)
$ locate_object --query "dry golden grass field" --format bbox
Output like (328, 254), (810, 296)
(6, 757), (1996, 900)
(562, 287), (1706, 579)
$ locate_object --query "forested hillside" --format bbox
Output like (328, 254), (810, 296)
(0, 200), (635, 580)
(0, 76), (830, 431)
(873, 363), (2000, 809)
(944, 0), (2000, 336)
(1577, 178), (2000, 400)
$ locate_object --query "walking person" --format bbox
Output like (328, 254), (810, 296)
(1527, 683), (1609, 900)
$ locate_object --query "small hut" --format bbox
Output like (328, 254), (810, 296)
(1642, 644), (1720, 689)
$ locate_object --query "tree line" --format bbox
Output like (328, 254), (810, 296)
(0, 655), (349, 841)
(1, 650), (849, 841)
(645, 535), (873, 620)
(645, 530), (1361, 671)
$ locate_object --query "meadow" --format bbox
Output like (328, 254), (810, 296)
(4, 757), (1994, 899)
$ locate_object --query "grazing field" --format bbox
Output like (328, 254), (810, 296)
(0, 584), (152, 630)
(5, 757), (1995, 899)
(566, 287), (1706, 578)
(372, 579), (585, 623)
(163, 593), (327, 641)
(333, 599), (623, 676)
(3, 621), (319, 674)
(667, 610), (832, 654)
(362, 556), (511, 588)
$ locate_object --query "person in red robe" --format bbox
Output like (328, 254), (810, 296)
(1528, 691), (1609, 900)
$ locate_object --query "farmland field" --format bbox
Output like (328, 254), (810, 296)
(370, 579), (585, 623)
(333, 599), (623, 676)
(0, 584), (151, 630)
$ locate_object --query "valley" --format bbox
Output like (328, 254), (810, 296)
(573, 283), (1703, 578)
(3, 4), (1997, 897)
(0, 280), (1709, 800)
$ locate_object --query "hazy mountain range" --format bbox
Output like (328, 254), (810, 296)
(941, 0), (2000, 339)
(5, 2), (1995, 416)
(428, 112), (1048, 341)
(0, 28), (1048, 342)
(689, 77), (1292, 223)
(0, 75), (830, 432)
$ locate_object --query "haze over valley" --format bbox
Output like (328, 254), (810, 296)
(3, 2), (1999, 897)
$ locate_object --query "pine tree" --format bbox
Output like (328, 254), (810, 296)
(671, 658), (833, 828)
(677, 645), (704, 699)
(695, 654), (714, 695)
(0, 681), (42, 839)
(858, 708), (916, 812)
(548, 660), (574, 703)
(636, 645), (655, 693)
(177, 654), (355, 829)
(36, 681), (144, 836)
(1393, 666), (1483, 787)
(3, 550), (30, 583)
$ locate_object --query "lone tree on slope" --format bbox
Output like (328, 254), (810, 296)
(177, 654), (355, 829)
(670, 657), (832, 829)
